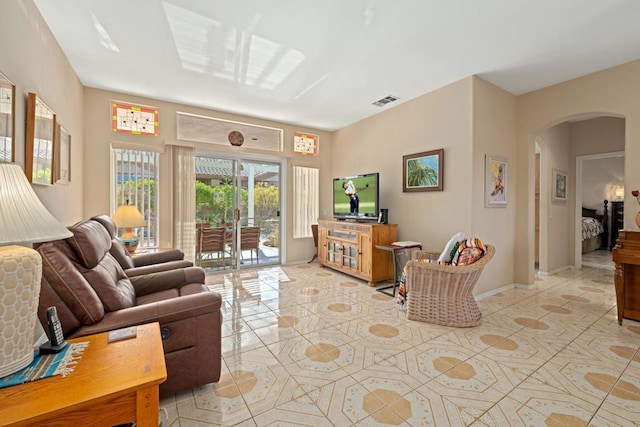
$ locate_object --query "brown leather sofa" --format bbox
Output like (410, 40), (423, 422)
(36, 218), (222, 396)
(92, 214), (193, 277)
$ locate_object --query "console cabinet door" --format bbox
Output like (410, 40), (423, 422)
(318, 228), (328, 264)
(358, 232), (371, 277)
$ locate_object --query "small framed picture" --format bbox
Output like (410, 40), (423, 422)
(54, 124), (71, 185)
(553, 169), (568, 202)
(485, 155), (507, 207)
(402, 149), (444, 192)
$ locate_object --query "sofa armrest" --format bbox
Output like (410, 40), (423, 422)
(133, 249), (188, 267)
(67, 291), (222, 338)
(125, 260), (194, 277)
(129, 267), (205, 296)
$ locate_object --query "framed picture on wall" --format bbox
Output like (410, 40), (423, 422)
(402, 149), (444, 192)
(54, 124), (71, 185)
(485, 155), (507, 207)
(25, 92), (56, 185)
(553, 169), (568, 202)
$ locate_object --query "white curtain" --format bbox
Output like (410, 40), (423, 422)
(293, 166), (319, 238)
(172, 145), (196, 262)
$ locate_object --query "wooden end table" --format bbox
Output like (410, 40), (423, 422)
(0, 322), (167, 427)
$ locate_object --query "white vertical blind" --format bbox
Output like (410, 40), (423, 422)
(111, 148), (159, 248)
(293, 166), (319, 239)
(172, 145), (196, 262)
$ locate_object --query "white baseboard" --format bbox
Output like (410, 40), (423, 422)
(537, 265), (573, 276)
(475, 283), (515, 301)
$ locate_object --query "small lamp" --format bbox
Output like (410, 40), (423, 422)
(111, 203), (147, 255)
(0, 163), (72, 378)
(614, 186), (624, 201)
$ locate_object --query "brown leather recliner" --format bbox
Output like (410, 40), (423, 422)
(91, 214), (194, 277)
(36, 218), (222, 396)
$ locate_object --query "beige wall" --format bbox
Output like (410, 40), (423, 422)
(332, 78), (474, 247)
(516, 59), (640, 284)
(538, 123), (572, 272)
(571, 116), (625, 156)
(332, 76), (517, 294)
(0, 1), (84, 226)
(470, 77), (517, 293)
(83, 88), (332, 263)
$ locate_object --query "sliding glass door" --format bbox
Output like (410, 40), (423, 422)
(195, 154), (281, 271)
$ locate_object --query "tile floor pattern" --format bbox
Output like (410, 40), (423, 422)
(160, 264), (640, 426)
(581, 249), (614, 271)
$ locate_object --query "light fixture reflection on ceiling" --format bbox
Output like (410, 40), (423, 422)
(91, 13), (120, 52)
(162, 1), (304, 90)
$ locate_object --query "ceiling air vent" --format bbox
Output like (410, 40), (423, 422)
(372, 95), (399, 107)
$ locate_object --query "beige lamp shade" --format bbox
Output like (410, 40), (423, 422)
(0, 163), (72, 378)
(111, 204), (147, 228)
(112, 204), (146, 254)
(0, 163), (73, 245)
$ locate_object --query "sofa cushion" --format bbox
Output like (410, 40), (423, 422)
(92, 214), (117, 239)
(92, 214), (136, 269)
(64, 219), (137, 312)
(66, 220), (113, 269)
(38, 241), (106, 325)
(109, 239), (135, 269)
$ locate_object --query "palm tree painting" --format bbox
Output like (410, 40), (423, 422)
(403, 149), (444, 192)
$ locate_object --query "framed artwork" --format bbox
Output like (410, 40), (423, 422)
(112, 101), (158, 136)
(553, 168), (568, 201)
(402, 149), (444, 192)
(54, 124), (71, 185)
(0, 70), (16, 163)
(293, 131), (318, 155)
(25, 93), (56, 185)
(485, 155), (507, 207)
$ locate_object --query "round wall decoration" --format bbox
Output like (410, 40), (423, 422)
(228, 130), (244, 146)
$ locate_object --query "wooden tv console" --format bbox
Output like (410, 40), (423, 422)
(317, 219), (397, 286)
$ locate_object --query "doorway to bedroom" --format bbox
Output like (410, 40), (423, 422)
(576, 151), (624, 271)
(534, 116), (625, 275)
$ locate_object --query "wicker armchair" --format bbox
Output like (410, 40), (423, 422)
(404, 245), (495, 327)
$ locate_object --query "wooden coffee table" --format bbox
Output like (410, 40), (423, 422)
(0, 322), (166, 427)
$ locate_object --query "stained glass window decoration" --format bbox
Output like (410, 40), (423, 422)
(112, 102), (158, 136)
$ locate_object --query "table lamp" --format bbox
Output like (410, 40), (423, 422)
(0, 163), (72, 378)
(111, 203), (147, 254)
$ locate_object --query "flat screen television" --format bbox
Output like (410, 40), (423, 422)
(332, 172), (379, 221)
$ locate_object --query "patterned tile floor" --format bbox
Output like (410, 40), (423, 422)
(582, 249), (614, 270)
(160, 263), (640, 426)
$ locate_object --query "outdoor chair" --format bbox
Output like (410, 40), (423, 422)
(196, 225), (229, 268)
(240, 226), (260, 264)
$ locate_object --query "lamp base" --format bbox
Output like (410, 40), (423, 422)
(0, 246), (42, 378)
(120, 228), (139, 255)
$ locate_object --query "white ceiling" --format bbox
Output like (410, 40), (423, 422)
(33, 0), (640, 132)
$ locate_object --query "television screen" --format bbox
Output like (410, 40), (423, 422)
(332, 173), (379, 219)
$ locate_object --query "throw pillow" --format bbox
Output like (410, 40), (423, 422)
(437, 232), (466, 264)
(457, 247), (485, 266)
(449, 241), (461, 261)
(451, 238), (486, 266)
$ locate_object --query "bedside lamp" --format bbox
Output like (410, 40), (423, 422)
(614, 186), (624, 201)
(112, 203), (147, 255)
(0, 163), (72, 377)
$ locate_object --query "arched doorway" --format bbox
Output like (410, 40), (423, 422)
(531, 114), (625, 277)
